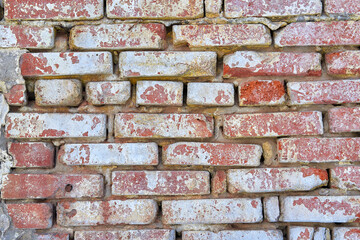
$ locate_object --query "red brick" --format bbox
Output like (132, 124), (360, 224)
(1, 174), (103, 199)
(225, 0), (322, 18)
(278, 138), (360, 163)
(275, 21), (360, 47)
(223, 111), (323, 138)
(112, 171), (209, 196)
(326, 51), (360, 76)
(331, 166), (360, 190)
(86, 81), (131, 105)
(8, 142), (54, 168)
(70, 24), (166, 50)
(136, 81), (183, 106)
(333, 227), (360, 240)
(223, 51), (321, 78)
(57, 200), (157, 226)
(4, 84), (27, 106)
(6, 203), (53, 229)
(163, 142), (262, 166)
(0, 25), (54, 49)
(212, 171), (227, 194)
(288, 80), (360, 105)
(5, 0), (104, 20)
(21, 52), (113, 77)
(35, 233), (70, 240)
(325, 0), (360, 15)
(75, 230), (175, 240)
(187, 83), (234, 106)
(228, 167), (328, 193)
(239, 80), (285, 106)
(183, 230), (283, 240)
(5, 113), (106, 140)
(329, 107), (360, 133)
(107, 0), (203, 20)
(173, 24), (271, 49)
(162, 198), (262, 224)
(114, 113), (213, 138)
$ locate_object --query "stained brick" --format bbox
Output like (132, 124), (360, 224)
(264, 197), (280, 222)
(119, 51), (216, 79)
(223, 112), (323, 138)
(136, 81), (183, 106)
(212, 171), (227, 194)
(331, 166), (360, 190)
(288, 227), (325, 240)
(187, 82), (234, 106)
(75, 230), (175, 240)
(114, 113), (213, 138)
(326, 51), (360, 76)
(59, 143), (158, 166)
(35, 233), (70, 240)
(325, 0), (360, 16)
(70, 24), (166, 50)
(162, 198), (262, 224)
(205, 0), (222, 17)
(163, 142), (262, 166)
(86, 81), (131, 105)
(57, 200), (157, 226)
(183, 230), (283, 240)
(333, 227), (360, 240)
(21, 52), (113, 77)
(112, 171), (210, 196)
(328, 107), (360, 133)
(4, 84), (27, 106)
(223, 51), (322, 78)
(173, 24), (271, 49)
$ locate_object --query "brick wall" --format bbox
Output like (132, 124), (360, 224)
(0, 0), (360, 239)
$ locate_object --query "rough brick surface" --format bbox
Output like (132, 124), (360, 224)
(70, 24), (166, 50)
(114, 113), (213, 138)
(325, 0), (360, 15)
(205, 0), (222, 17)
(119, 51), (217, 78)
(136, 81), (183, 106)
(333, 227), (360, 240)
(328, 107), (360, 133)
(223, 51), (322, 78)
(75, 230), (175, 240)
(331, 166), (360, 190)
(162, 198), (262, 224)
(212, 171), (227, 194)
(163, 142), (262, 166)
(264, 197), (280, 222)
(35, 233), (70, 240)
(112, 171), (210, 195)
(4, 84), (27, 106)
(60, 143), (158, 166)
(326, 51), (360, 76)
(86, 81), (131, 105)
(288, 227), (330, 240)
(57, 200), (157, 226)
(183, 230), (283, 240)
(187, 83), (234, 106)
(223, 112), (323, 138)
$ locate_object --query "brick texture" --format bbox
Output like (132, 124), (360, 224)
(326, 51), (360, 76)
(187, 83), (234, 106)
(86, 81), (131, 105)
(136, 81), (183, 106)
(75, 230), (175, 240)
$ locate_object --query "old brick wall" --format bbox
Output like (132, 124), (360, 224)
(0, 0), (360, 239)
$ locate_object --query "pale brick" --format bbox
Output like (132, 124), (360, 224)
(35, 233), (69, 240)
(136, 81), (183, 106)
(264, 197), (280, 222)
(35, 79), (82, 107)
(325, 0), (360, 16)
(60, 143), (158, 166)
(187, 83), (234, 106)
(329, 107), (360, 133)
(21, 52), (113, 77)
(288, 227), (330, 240)
(112, 171), (210, 195)
(86, 81), (131, 105)
(183, 230), (283, 240)
(75, 230), (175, 240)
(223, 112), (323, 138)
(57, 200), (157, 226)
(326, 51), (360, 76)
(163, 142), (262, 166)
(205, 0), (222, 17)
(333, 227), (360, 240)
(331, 166), (360, 190)
(114, 113), (213, 138)
(162, 198), (262, 224)
(70, 24), (166, 50)
(119, 51), (216, 78)
(9, 142), (54, 168)
(223, 51), (322, 78)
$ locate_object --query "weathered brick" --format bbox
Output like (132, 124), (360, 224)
(5, 0), (103, 20)
(35, 233), (70, 240)
(264, 197), (280, 222)
(4, 84), (27, 106)
(288, 227), (331, 240)
(278, 137), (360, 163)
(326, 51), (360, 76)
(223, 51), (322, 78)
(8, 142), (54, 168)
(275, 21), (360, 47)
(70, 24), (166, 50)
(223, 112), (323, 138)
(75, 230), (175, 240)
(205, 0), (222, 17)
(0, 25), (54, 49)
(173, 24), (271, 49)
(6, 113), (106, 140)
(212, 171), (227, 194)
(228, 168), (328, 193)
(86, 81), (131, 105)
(333, 227), (360, 240)
(288, 80), (360, 105)
(6, 203), (53, 229)
(57, 200), (157, 226)
(183, 230), (283, 240)
(187, 83), (234, 106)
(136, 81), (183, 106)
(21, 52), (113, 77)
(1, 174), (103, 199)
(107, 0), (203, 20)
(329, 107), (360, 133)
(114, 113), (213, 138)
(163, 142), (262, 166)
(325, 0), (360, 16)
(239, 80), (285, 106)
(60, 143), (158, 166)
(119, 51), (216, 79)
(112, 171), (210, 196)
(35, 79), (82, 107)
(331, 166), (360, 190)
(280, 196), (360, 222)
(162, 198), (262, 224)
(225, 0), (322, 18)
